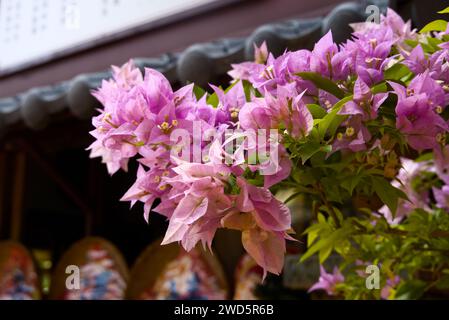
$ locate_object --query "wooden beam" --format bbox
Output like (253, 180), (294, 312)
(10, 151), (26, 241)
(88, 159), (103, 230)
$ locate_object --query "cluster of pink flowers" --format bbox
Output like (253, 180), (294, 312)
(308, 266), (344, 296)
(89, 8), (449, 278)
(88, 59), (294, 277)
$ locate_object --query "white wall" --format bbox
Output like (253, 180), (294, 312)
(0, 0), (218, 72)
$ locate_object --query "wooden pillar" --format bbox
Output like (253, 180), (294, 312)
(0, 151), (6, 238)
(88, 160), (102, 235)
(10, 151), (26, 241)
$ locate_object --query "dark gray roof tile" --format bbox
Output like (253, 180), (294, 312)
(245, 18), (323, 58)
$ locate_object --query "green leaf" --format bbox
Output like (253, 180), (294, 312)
(317, 212), (326, 224)
(307, 104), (327, 119)
(384, 63), (412, 81)
(225, 174), (241, 195)
(371, 176), (408, 216)
(307, 229), (319, 247)
(420, 41), (436, 54)
(291, 168), (316, 186)
(318, 105), (346, 138)
(371, 82), (389, 94)
(309, 126), (321, 141)
(318, 109), (337, 138)
(327, 114), (346, 138)
(420, 20), (448, 33)
(435, 275), (449, 290)
(193, 85), (206, 100)
(246, 178), (264, 187)
(404, 39), (419, 48)
(438, 7), (449, 14)
(341, 174), (364, 195)
(296, 72), (345, 99)
(395, 280), (426, 300)
(333, 207), (344, 224)
(300, 227), (350, 262)
(297, 141), (332, 164)
(319, 245), (333, 263)
(315, 153), (355, 173)
(305, 223), (327, 246)
(207, 92), (219, 107)
(242, 80), (255, 101)
(321, 177), (344, 203)
(415, 152), (433, 162)
(427, 37), (444, 51)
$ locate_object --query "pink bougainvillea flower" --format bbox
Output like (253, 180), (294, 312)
(120, 164), (173, 222)
(87, 139), (129, 175)
(221, 212), (288, 279)
(235, 178), (291, 232)
(434, 145), (449, 185)
(432, 185), (449, 210)
(346, 8), (416, 85)
(403, 47), (449, 97)
(319, 90), (339, 110)
(251, 53), (292, 92)
(254, 41), (269, 64)
(275, 86), (313, 139)
(241, 228), (286, 279)
(210, 81), (247, 125)
(381, 275), (401, 300)
(139, 68), (173, 114)
(440, 41), (449, 50)
(382, 8), (415, 42)
(228, 61), (265, 84)
(262, 147), (292, 188)
(192, 99), (218, 127)
(239, 98), (274, 131)
(339, 77), (388, 121)
(248, 51), (315, 95)
(158, 161), (234, 251)
(344, 33), (393, 85)
(379, 158), (433, 225)
(219, 177), (292, 277)
(88, 61), (147, 174)
(111, 59), (144, 89)
(239, 84), (313, 139)
(89, 62), (179, 175)
(390, 70), (446, 106)
(308, 265), (344, 296)
(228, 42), (268, 81)
(350, 8), (414, 45)
(403, 45), (428, 75)
(389, 72), (448, 151)
(310, 30), (349, 80)
(395, 101), (446, 151)
(333, 116), (372, 152)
